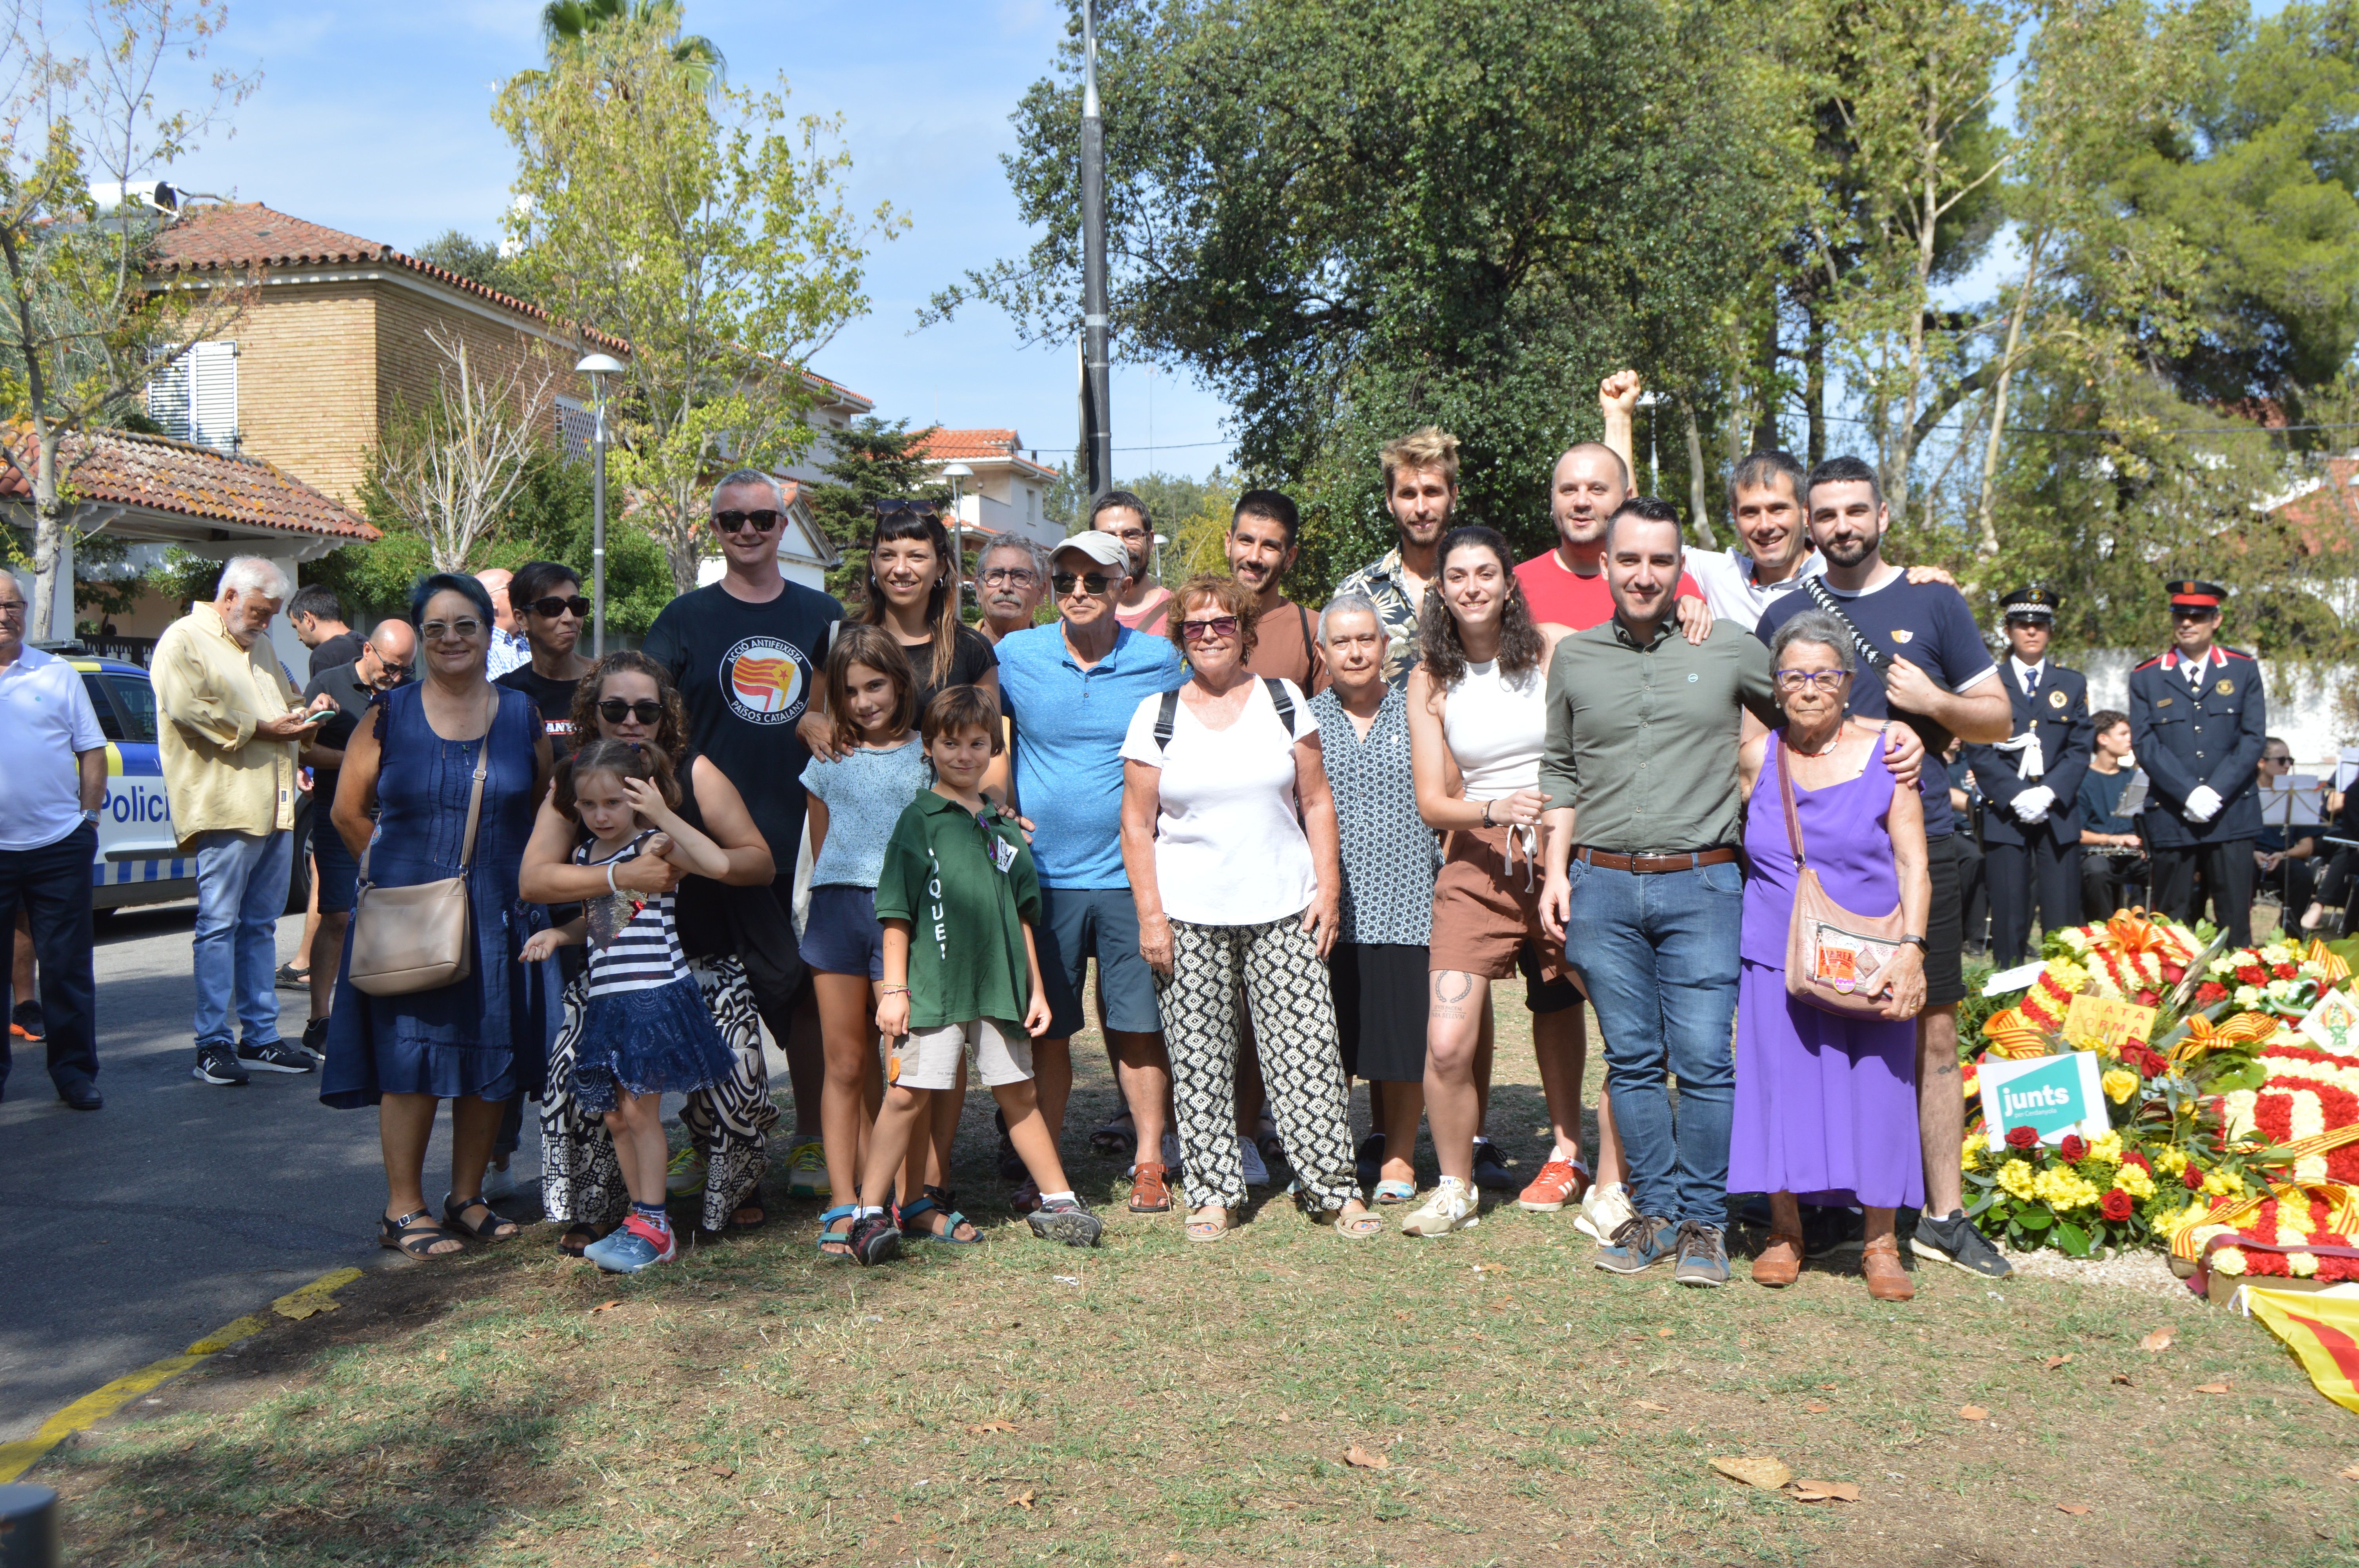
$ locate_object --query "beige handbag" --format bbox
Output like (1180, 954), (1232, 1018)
(347, 703), (492, 998)
(1776, 733), (1912, 1020)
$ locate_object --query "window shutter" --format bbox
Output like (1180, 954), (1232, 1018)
(553, 395), (597, 466)
(145, 341), (239, 452)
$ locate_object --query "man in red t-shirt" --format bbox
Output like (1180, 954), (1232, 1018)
(1516, 374), (1705, 632)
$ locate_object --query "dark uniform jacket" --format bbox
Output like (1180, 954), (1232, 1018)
(1963, 661), (2093, 849)
(2126, 645), (2267, 847)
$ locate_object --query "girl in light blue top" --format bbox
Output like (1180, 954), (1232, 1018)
(800, 626), (932, 1254)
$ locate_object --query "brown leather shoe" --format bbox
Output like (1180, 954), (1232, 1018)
(1861, 1234), (1916, 1301)
(1128, 1160), (1173, 1214)
(1751, 1230), (1805, 1288)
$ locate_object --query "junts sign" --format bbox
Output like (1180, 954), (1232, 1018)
(1978, 1051), (2109, 1151)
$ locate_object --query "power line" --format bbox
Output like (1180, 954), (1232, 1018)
(1822, 410), (2359, 440)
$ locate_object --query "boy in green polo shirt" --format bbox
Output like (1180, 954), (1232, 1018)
(845, 686), (1103, 1263)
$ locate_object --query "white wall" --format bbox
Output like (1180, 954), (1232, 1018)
(2078, 649), (2351, 770)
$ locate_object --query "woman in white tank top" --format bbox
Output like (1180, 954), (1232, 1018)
(1401, 526), (1595, 1238)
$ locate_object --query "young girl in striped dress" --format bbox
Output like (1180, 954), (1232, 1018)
(522, 738), (738, 1274)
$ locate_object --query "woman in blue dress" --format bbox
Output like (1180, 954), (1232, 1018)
(322, 573), (555, 1259)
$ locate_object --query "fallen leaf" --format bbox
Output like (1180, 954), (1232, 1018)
(2140, 1328), (2174, 1354)
(2057, 1503), (2092, 1516)
(2044, 1355), (2072, 1371)
(709, 1464), (736, 1479)
(1657, 1327), (1675, 1338)
(1711, 1455), (1793, 1490)
(1788, 1479), (1861, 1503)
(889, 1513), (903, 1525)
(1957, 1405), (1990, 1421)
(1802, 1403), (1831, 1414)
(589, 1300), (623, 1314)
(1006, 1490), (1034, 1510)
(2196, 1382), (2231, 1394)
(2337, 1465), (2359, 1482)
(966, 1421), (1018, 1436)
(1817, 1383), (1840, 1390)
(2110, 1373), (2134, 1386)
(1632, 1400), (1673, 1414)
(1344, 1445), (1391, 1470)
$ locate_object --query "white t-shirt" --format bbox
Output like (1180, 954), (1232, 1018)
(1120, 677), (1318, 927)
(1687, 546), (1828, 626)
(0, 645), (106, 851)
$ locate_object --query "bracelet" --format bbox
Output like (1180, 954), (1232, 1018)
(1481, 800), (1495, 828)
(1899, 934), (1928, 951)
(880, 984), (911, 995)
(605, 862), (618, 895)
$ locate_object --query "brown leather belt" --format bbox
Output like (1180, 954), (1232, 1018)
(1576, 846), (1738, 874)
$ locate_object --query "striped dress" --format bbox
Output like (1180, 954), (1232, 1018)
(566, 830), (736, 1113)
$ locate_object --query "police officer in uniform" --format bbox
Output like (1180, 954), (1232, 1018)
(1963, 586), (2092, 964)
(2127, 579), (2266, 944)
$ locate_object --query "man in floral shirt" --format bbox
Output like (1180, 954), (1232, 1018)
(1335, 426), (1459, 686)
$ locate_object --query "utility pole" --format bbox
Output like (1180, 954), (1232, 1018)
(1079, 1), (1112, 502)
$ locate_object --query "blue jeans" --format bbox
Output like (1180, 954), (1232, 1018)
(192, 828), (292, 1051)
(1562, 857), (1743, 1227)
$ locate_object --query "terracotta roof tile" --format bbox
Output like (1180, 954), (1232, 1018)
(913, 427), (1058, 477)
(1, 423), (378, 543)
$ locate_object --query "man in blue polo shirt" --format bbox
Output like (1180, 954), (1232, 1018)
(1756, 455), (2016, 1279)
(994, 530), (1187, 1212)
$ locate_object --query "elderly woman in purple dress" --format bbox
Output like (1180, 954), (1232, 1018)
(1732, 610), (1929, 1301)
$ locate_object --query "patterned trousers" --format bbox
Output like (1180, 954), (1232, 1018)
(1154, 915), (1357, 1213)
(540, 956), (779, 1234)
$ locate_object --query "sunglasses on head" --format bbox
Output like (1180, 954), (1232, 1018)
(1050, 571), (1116, 597)
(714, 509), (785, 534)
(875, 498), (940, 519)
(597, 698), (665, 726)
(527, 594), (592, 620)
(1181, 615), (1241, 642)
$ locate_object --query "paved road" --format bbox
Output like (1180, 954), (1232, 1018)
(0, 905), (547, 1443)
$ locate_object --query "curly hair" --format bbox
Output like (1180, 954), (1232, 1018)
(568, 650), (688, 757)
(553, 735), (682, 823)
(1418, 525), (1545, 691)
(1166, 572), (1260, 665)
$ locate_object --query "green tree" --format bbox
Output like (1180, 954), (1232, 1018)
(495, 13), (896, 595)
(539, 0), (726, 91)
(802, 416), (949, 604)
(411, 229), (538, 304)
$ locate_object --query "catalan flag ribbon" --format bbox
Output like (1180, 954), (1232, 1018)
(2241, 1287), (2359, 1415)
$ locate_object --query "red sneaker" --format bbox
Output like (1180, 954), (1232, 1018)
(1517, 1157), (1591, 1213)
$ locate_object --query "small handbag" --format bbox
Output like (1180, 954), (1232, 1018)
(347, 700), (492, 998)
(1776, 732), (1911, 1019)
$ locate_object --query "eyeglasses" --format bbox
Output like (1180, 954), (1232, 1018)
(714, 509), (785, 534)
(0, 601), (24, 619)
(1050, 571), (1116, 597)
(980, 568), (1039, 588)
(527, 595), (593, 620)
(421, 618), (485, 642)
(370, 655), (412, 679)
(597, 698), (665, 726)
(1181, 615), (1241, 642)
(1774, 669), (1850, 692)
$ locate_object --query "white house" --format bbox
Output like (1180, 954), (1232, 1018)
(914, 428), (1063, 550)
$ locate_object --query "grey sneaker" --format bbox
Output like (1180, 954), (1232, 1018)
(1027, 1196), (1104, 1248)
(1595, 1213), (1676, 1274)
(1912, 1210), (2013, 1278)
(237, 1038), (314, 1074)
(1672, 1221), (1730, 1287)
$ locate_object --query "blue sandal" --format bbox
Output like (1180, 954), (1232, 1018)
(900, 1186), (983, 1244)
(815, 1204), (856, 1259)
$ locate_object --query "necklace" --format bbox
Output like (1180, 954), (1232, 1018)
(1787, 723), (1846, 758)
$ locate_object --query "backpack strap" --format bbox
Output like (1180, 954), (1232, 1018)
(1264, 676), (1295, 736)
(1152, 687), (1181, 752)
(1799, 576), (1894, 677)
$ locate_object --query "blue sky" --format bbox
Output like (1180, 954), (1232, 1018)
(158, 0), (1232, 483)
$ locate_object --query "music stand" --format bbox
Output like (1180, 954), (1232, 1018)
(2257, 775), (2328, 916)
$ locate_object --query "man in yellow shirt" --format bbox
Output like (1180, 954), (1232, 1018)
(152, 557), (329, 1085)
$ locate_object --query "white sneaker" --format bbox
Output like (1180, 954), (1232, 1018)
(1575, 1181), (1635, 1244)
(1239, 1135), (1270, 1187)
(1398, 1176), (1479, 1238)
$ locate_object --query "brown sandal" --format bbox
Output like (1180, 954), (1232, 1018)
(1751, 1230), (1805, 1288)
(1129, 1160), (1173, 1214)
(1861, 1234), (1916, 1301)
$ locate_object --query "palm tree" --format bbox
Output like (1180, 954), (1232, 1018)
(540, 0), (725, 91)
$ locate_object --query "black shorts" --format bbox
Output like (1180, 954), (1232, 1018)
(1515, 940), (1583, 1015)
(1925, 832), (1965, 1009)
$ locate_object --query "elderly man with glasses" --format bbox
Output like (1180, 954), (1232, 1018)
(974, 537), (1049, 644)
(640, 470), (844, 1197)
(990, 529), (1188, 1213)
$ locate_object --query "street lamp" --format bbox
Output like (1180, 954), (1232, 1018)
(1152, 532), (1168, 585)
(1634, 389), (1664, 498)
(941, 462), (972, 612)
(574, 352), (625, 656)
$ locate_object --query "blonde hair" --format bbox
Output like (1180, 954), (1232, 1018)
(1379, 425), (1460, 493)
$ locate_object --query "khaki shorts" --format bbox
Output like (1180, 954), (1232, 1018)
(891, 1018), (1034, 1091)
(1428, 824), (1569, 984)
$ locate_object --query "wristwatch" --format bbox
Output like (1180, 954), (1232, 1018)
(1898, 934), (1928, 951)
(81, 808), (102, 825)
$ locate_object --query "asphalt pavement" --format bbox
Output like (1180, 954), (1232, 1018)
(0, 904), (547, 1443)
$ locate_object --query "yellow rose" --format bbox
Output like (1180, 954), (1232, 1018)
(2103, 1068), (2138, 1103)
(1997, 1159), (2037, 1200)
(2116, 1163), (2155, 1199)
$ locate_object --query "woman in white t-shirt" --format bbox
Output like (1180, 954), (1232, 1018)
(1120, 574), (1378, 1242)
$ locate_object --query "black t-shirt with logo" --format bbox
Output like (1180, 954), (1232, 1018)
(496, 664), (585, 759)
(641, 579), (844, 863)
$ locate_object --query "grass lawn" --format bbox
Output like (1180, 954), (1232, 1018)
(42, 1006), (2359, 1567)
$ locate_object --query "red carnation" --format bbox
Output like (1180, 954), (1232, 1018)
(2006, 1125), (2039, 1151)
(2134, 988), (2160, 1006)
(2183, 1163), (2204, 1191)
(2059, 1133), (2089, 1162)
(2237, 965), (2267, 985)
(2101, 1189), (2135, 1222)
(2196, 982), (2229, 1004)
(2274, 963), (2298, 981)
(2163, 964), (2185, 983)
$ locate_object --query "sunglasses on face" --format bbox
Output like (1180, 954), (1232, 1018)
(528, 595), (592, 620)
(1050, 571), (1115, 597)
(713, 509), (785, 534)
(597, 698), (665, 726)
(421, 619), (484, 642)
(1181, 615), (1241, 642)
(1774, 669), (1850, 692)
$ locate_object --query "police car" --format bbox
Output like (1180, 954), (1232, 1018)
(45, 645), (311, 916)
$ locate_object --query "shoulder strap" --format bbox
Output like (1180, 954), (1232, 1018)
(1774, 733), (1806, 870)
(1264, 676), (1295, 735)
(1153, 687), (1181, 751)
(455, 690), (495, 872)
(1799, 576), (1894, 676)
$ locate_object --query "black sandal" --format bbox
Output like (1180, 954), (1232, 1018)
(558, 1223), (611, 1257)
(380, 1208), (463, 1259)
(849, 1211), (903, 1266)
(729, 1185), (769, 1229)
(443, 1192), (522, 1241)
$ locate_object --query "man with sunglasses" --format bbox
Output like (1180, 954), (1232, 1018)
(992, 529), (1187, 1207)
(2128, 579), (2266, 944)
(641, 470), (845, 1191)
(494, 560), (596, 760)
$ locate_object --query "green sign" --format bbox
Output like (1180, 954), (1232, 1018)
(1979, 1051), (2109, 1152)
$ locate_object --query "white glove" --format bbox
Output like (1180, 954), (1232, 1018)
(2010, 785), (2056, 823)
(1992, 730), (2046, 781)
(2184, 784), (2223, 822)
